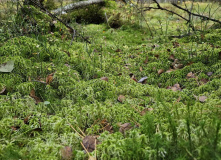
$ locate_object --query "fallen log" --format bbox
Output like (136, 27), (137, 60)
(52, 0), (105, 15)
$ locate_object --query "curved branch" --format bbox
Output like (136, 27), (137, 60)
(171, 3), (221, 24)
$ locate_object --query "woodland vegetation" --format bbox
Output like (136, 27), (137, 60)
(0, 0), (221, 159)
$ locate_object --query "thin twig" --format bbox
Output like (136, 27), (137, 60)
(171, 3), (221, 24)
(67, 121), (84, 138)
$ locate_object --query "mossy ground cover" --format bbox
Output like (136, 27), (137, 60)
(0, 1), (221, 159)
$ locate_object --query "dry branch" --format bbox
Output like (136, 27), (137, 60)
(171, 3), (221, 24)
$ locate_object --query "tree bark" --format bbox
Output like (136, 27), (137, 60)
(52, 0), (105, 15)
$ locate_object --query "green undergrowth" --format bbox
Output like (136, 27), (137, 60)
(0, 1), (221, 160)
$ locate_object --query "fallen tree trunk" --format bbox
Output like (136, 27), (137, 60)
(52, 0), (105, 15)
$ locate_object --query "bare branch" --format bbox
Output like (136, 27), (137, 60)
(171, 3), (221, 24)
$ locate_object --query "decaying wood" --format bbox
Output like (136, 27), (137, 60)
(52, 0), (105, 15)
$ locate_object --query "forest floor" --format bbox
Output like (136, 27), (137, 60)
(0, 1), (221, 160)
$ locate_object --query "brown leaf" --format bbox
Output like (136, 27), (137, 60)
(158, 69), (164, 75)
(154, 54), (160, 59)
(173, 42), (180, 48)
(82, 136), (97, 152)
(11, 126), (20, 131)
(199, 96), (207, 102)
(118, 95), (126, 103)
(115, 48), (121, 52)
(61, 146), (73, 160)
(169, 54), (175, 60)
(144, 56), (148, 64)
(100, 119), (113, 133)
(139, 67), (143, 72)
(166, 69), (174, 73)
(30, 89), (42, 104)
(186, 72), (195, 78)
(0, 86), (6, 94)
(100, 77), (108, 82)
(46, 73), (54, 85)
(200, 78), (209, 84)
(140, 108), (153, 116)
(168, 84), (182, 91)
(186, 61), (194, 66)
(119, 123), (132, 134)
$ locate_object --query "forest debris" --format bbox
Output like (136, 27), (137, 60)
(166, 69), (174, 73)
(186, 72), (195, 78)
(46, 73), (54, 85)
(207, 72), (213, 76)
(169, 54), (175, 60)
(140, 108), (153, 116)
(119, 123), (132, 134)
(82, 136), (97, 152)
(154, 54), (160, 59)
(199, 96), (207, 102)
(144, 56), (148, 64)
(0, 60), (14, 72)
(158, 69), (164, 75)
(100, 77), (108, 82)
(100, 119), (113, 133)
(30, 89), (42, 104)
(139, 67), (143, 72)
(0, 86), (6, 94)
(172, 59), (183, 69)
(167, 83), (182, 91)
(138, 76), (148, 84)
(118, 95), (126, 103)
(200, 78), (209, 84)
(173, 42), (180, 48)
(129, 73), (137, 82)
(61, 146), (73, 160)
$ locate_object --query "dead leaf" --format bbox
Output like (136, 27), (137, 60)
(100, 77), (108, 82)
(173, 42), (180, 48)
(100, 119), (113, 133)
(207, 72), (213, 76)
(154, 54), (160, 59)
(199, 96), (207, 102)
(61, 146), (73, 160)
(0, 86), (6, 94)
(158, 69), (164, 75)
(200, 78), (209, 84)
(166, 69), (174, 73)
(169, 54), (175, 60)
(11, 126), (20, 131)
(115, 48), (121, 52)
(174, 63), (183, 69)
(30, 89), (42, 104)
(46, 73), (54, 85)
(140, 108), (153, 116)
(138, 76), (148, 84)
(139, 67), (143, 72)
(82, 136), (97, 152)
(167, 83), (182, 91)
(118, 95), (126, 103)
(186, 72), (195, 78)
(144, 56), (148, 64)
(119, 123), (132, 134)
(186, 61), (194, 66)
